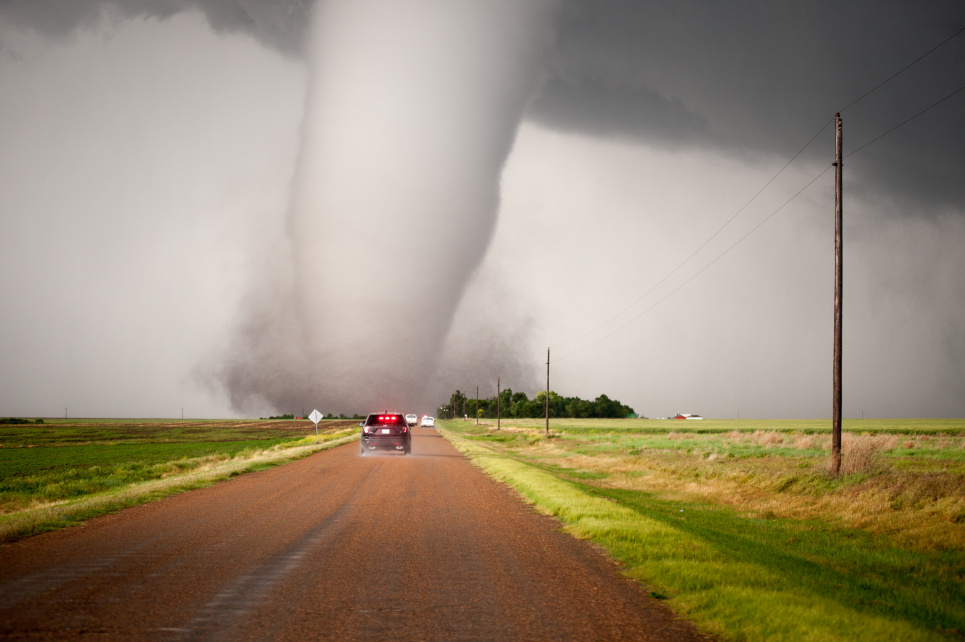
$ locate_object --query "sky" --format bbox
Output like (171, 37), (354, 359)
(1, 0), (963, 419)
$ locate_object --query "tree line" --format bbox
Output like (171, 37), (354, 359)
(441, 388), (635, 420)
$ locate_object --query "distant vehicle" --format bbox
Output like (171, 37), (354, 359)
(405, 413), (418, 427)
(421, 416), (435, 428)
(360, 413), (411, 455)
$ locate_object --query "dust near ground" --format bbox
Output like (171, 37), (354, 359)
(0, 426), (713, 641)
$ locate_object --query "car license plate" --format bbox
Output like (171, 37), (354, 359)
(381, 429), (391, 434)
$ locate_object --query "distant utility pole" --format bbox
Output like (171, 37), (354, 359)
(476, 386), (479, 425)
(832, 113), (844, 476)
(497, 377), (501, 431)
(545, 348), (550, 436)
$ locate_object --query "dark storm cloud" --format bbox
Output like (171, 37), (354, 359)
(4, 0), (962, 418)
(8, 0), (961, 210)
(0, 0), (310, 55)
(532, 74), (715, 148)
(529, 0), (965, 210)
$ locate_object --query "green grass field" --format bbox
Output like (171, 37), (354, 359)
(440, 418), (965, 642)
(0, 418), (324, 445)
(0, 419), (358, 542)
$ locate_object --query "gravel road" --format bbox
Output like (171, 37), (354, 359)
(0, 426), (712, 641)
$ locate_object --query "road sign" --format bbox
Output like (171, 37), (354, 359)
(309, 409), (323, 443)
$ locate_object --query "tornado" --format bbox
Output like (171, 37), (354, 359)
(218, 0), (557, 413)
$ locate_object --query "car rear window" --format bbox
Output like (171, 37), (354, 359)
(365, 414), (405, 426)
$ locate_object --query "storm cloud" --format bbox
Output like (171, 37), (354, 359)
(1, 0), (963, 418)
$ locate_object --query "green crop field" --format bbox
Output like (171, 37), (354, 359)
(0, 418), (358, 542)
(440, 418), (965, 642)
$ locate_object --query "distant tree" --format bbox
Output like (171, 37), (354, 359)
(440, 388), (635, 420)
(565, 398), (592, 418)
(449, 390), (468, 419)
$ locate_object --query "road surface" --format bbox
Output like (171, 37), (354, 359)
(0, 425), (711, 640)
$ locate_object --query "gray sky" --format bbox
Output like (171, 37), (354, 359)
(1, 1), (963, 418)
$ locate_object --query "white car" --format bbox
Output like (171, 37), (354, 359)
(420, 416), (435, 428)
(405, 414), (418, 427)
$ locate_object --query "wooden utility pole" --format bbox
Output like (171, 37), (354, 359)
(545, 348), (550, 436)
(832, 113), (843, 475)
(476, 386), (479, 425)
(497, 377), (501, 431)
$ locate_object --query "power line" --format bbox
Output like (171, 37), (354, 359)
(554, 77), (964, 363)
(839, 24), (965, 114)
(549, 23), (965, 359)
(555, 166), (832, 363)
(551, 118), (833, 350)
(556, 76), (965, 362)
(846, 81), (965, 158)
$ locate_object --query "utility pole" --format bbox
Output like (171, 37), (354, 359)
(545, 348), (550, 436)
(832, 113), (843, 476)
(497, 377), (501, 431)
(476, 386), (479, 425)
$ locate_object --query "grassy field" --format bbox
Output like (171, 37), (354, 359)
(440, 418), (965, 642)
(0, 419), (358, 542)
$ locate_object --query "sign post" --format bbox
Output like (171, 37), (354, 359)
(309, 409), (323, 444)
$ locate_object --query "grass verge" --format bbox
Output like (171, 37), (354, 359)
(440, 421), (964, 642)
(0, 429), (356, 543)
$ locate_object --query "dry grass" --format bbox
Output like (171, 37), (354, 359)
(793, 434), (818, 449)
(468, 424), (965, 552)
(752, 430), (785, 446)
(443, 422), (965, 641)
(827, 433), (897, 476)
(483, 424), (531, 434)
(558, 450), (964, 550)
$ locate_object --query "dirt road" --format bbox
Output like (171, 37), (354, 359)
(0, 426), (710, 640)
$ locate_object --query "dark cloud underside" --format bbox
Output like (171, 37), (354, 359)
(528, 0), (965, 210)
(0, 0), (310, 55)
